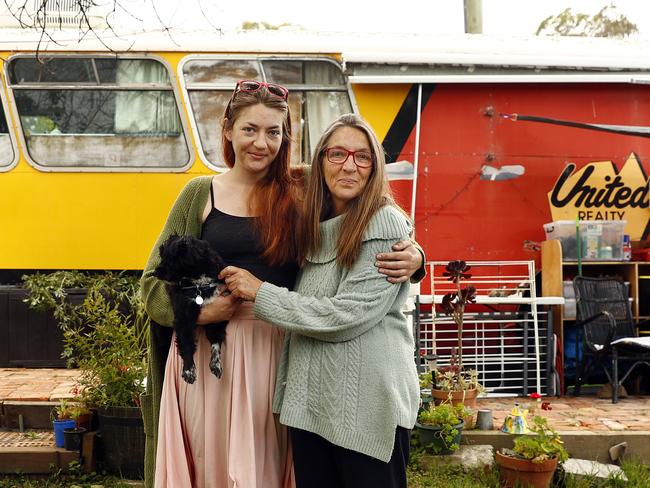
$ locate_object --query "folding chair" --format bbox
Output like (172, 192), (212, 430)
(573, 276), (650, 403)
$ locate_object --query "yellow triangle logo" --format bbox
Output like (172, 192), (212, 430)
(548, 153), (649, 240)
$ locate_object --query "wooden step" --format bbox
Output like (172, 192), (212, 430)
(0, 430), (97, 474)
(0, 446), (78, 474)
(1, 401), (58, 430)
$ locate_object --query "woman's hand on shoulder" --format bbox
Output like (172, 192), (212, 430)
(219, 266), (263, 301)
(197, 293), (240, 324)
(375, 240), (423, 283)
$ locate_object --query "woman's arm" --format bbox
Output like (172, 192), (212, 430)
(302, 164), (424, 284)
(140, 181), (197, 326)
(376, 240), (426, 283)
(222, 238), (407, 343)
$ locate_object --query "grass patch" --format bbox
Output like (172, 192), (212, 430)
(0, 461), (136, 488)
(1, 453), (648, 487)
(407, 440), (500, 487)
(408, 451), (650, 488)
(408, 463), (499, 487)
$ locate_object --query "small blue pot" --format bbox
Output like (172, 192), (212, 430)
(53, 419), (76, 448)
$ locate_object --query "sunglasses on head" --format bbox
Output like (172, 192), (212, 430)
(234, 80), (289, 101)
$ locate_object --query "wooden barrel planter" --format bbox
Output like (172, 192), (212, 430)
(495, 450), (559, 488)
(97, 406), (145, 479)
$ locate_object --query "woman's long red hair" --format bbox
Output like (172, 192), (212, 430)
(221, 87), (302, 265)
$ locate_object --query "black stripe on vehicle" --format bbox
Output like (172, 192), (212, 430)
(382, 84), (436, 163)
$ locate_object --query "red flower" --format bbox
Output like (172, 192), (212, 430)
(541, 402), (552, 411)
(529, 392), (542, 400)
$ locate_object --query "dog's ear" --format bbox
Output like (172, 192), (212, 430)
(153, 263), (166, 280)
(159, 234), (184, 259)
(154, 234), (181, 281)
(158, 241), (168, 259)
(177, 237), (189, 254)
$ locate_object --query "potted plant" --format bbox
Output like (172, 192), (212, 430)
(429, 351), (484, 408)
(419, 372), (433, 410)
(415, 401), (469, 455)
(429, 260), (483, 409)
(69, 401), (93, 431)
(24, 271), (149, 478)
(63, 424), (87, 453)
(52, 399), (77, 448)
(495, 415), (569, 488)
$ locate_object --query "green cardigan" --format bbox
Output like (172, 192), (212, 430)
(139, 176), (213, 488)
(253, 205), (420, 462)
(139, 176), (425, 485)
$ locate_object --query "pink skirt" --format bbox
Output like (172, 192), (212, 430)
(155, 303), (295, 488)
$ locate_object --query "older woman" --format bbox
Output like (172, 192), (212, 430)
(222, 113), (420, 488)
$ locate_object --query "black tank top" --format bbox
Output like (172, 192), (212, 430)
(201, 184), (299, 290)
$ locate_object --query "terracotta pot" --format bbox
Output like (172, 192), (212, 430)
(431, 388), (478, 409)
(495, 450), (558, 488)
(75, 413), (93, 431)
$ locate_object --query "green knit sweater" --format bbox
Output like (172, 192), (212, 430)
(253, 205), (420, 463)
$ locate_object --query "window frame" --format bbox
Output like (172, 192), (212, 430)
(0, 68), (20, 173)
(5, 53), (194, 173)
(178, 54), (357, 171)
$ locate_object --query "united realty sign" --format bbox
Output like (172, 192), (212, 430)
(548, 153), (649, 240)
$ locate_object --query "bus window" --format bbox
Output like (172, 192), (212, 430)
(182, 58), (351, 168)
(262, 59), (345, 85)
(0, 97), (14, 168)
(264, 60), (351, 165)
(8, 57), (190, 169)
(182, 59), (261, 85)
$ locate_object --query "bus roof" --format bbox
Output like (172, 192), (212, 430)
(2, 28), (650, 73)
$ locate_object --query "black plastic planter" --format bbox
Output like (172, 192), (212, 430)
(63, 426), (86, 452)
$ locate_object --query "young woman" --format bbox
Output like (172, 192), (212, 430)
(221, 114), (421, 488)
(140, 83), (423, 488)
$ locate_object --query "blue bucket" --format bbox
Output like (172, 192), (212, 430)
(53, 419), (76, 448)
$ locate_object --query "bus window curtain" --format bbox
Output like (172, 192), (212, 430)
(114, 60), (181, 134)
(304, 63), (351, 161)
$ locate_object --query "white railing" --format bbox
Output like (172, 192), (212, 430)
(415, 260), (563, 396)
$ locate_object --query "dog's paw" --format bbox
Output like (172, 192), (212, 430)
(182, 365), (197, 384)
(210, 343), (223, 379)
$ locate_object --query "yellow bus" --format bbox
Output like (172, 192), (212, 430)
(0, 30), (367, 281)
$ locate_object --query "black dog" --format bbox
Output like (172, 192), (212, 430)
(153, 235), (228, 384)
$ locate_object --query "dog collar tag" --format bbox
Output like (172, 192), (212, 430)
(195, 295), (204, 305)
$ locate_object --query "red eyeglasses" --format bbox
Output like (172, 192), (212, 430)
(324, 147), (374, 168)
(234, 80), (289, 101)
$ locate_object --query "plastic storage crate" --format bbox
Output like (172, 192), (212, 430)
(543, 220), (626, 261)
